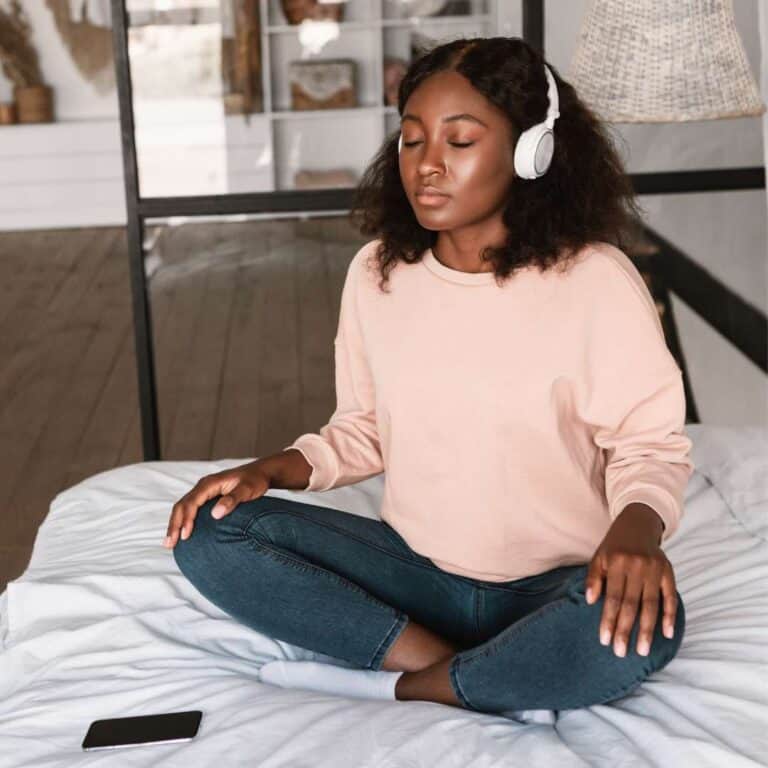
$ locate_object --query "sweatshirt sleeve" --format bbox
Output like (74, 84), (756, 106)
(282, 245), (385, 491)
(573, 249), (695, 544)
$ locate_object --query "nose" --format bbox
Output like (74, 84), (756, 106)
(414, 141), (446, 180)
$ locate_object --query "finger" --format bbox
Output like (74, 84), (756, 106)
(584, 556), (605, 605)
(636, 578), (661, 656)
(660, 565), (678, 640)
(178, 474), (244, 540)
(210, 482), (256, 519)
(168, 493), (199, 547)
(164, 476), (225, 547)
(611, 569), (644, 658)
(168, 482), (210, 546)
(165, 497), (190, 548)
(599, 564), (626, 650)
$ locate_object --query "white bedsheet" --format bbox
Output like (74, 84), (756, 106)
(0, 423), (766, 767)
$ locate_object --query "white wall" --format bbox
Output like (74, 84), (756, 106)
(761, 0), (768, 226)
(0, 1), (124, 229)
(0, 0), (118, 119)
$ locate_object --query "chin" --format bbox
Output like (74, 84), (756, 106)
(416, 218), (451, 232)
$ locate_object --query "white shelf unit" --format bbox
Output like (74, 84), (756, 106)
(261, 0), (498, 192)
(129, 0), (497, 197)
(0, 0), (503, 230)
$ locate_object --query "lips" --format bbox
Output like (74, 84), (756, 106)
(414, 190), (451, 207)
(416, 187), (450, 197)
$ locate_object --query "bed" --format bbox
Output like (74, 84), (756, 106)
(1, 422), (766, 767)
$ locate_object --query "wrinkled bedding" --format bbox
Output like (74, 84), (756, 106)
(0, 423), (766, 767)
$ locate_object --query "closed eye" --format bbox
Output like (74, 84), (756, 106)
(402, 141), (474, 148)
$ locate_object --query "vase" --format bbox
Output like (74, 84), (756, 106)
(0, 103), (16, 125)
(279, 0), (344, 25)
(14, 84), (54, 123)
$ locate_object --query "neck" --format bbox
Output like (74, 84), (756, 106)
(432, 246), (496, 274)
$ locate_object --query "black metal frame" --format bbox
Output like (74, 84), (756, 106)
(112, 0), (767, 460)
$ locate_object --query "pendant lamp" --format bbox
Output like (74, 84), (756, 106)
(568, 0), (766, 123)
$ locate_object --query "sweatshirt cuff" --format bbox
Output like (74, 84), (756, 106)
(283, 435), (339, 492)
(609, 485), (679, 543)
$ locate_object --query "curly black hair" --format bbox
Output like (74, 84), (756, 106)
(349, 36), (646, 293)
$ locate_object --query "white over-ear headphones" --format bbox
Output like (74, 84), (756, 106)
(514, 63), (560, 179)
(397, 62), (559, 181)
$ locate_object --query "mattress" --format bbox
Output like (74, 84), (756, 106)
(0, 423), (766, 767)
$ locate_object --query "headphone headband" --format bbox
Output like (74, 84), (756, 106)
(542, 63), (560, 130)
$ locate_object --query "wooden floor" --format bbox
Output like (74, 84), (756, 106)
(0, 216), (367, 593)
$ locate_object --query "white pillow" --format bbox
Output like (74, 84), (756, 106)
(685, 424), (768, 542)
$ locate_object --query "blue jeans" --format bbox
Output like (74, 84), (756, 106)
(173, 494), (685, 714)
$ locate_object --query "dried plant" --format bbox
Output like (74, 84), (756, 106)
(0, 0), (43, 87)
(44, 0), (113, 93)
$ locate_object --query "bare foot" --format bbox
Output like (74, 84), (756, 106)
(380, 620), (459, 672)
(394, 656), (462, 707)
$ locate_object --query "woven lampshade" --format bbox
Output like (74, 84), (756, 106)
(567, 0), (766, 123)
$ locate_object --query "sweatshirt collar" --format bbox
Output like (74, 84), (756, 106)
(421, 247), (498, 286)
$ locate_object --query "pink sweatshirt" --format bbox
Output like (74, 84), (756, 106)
(284, 239), (695, 582)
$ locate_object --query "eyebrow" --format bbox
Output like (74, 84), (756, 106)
(401, 113), (488, 128)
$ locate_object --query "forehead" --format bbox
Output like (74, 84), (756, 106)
(402, 71), (500, 127)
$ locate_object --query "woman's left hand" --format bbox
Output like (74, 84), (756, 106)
(584, 504), (677, 659)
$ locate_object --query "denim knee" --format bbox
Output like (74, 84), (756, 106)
(565, 568), (686, 668)
(172, 495), (281, 573)
(172, 497), (217, 573)
(172, 495), (255, 574)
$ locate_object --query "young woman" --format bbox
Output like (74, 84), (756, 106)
(165, 37), (692, 718)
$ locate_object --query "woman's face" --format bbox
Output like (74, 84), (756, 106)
(399, 70), (516, 232)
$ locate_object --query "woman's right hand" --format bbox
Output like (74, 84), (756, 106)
(163, 460), (272, 549)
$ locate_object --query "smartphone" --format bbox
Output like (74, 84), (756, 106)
(81, 710), (202, 751)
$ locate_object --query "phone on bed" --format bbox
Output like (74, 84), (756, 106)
(81, 710), (202, 751)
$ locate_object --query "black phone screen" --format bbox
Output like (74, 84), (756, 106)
(81, 710), (202, 751)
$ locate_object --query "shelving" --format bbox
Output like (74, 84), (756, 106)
(264, 15), (494, 33)
(129, 0), (499, 197)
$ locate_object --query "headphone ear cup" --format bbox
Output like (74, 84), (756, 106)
(533, 130), (554, 175)
(514, 124), (553, 179)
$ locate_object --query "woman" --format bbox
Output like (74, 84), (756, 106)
(165, 36), (692, 717)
